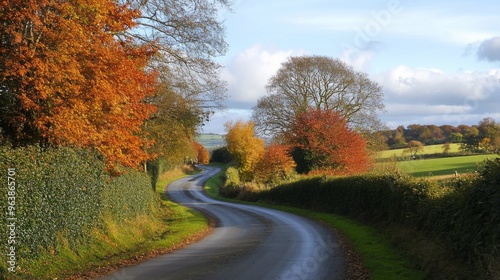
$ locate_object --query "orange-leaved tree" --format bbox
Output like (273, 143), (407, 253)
(193, 141), (209, 165)
(254, 143), (296, 183)
(287, 108), (371, 175)
(225, 120), (265, 181)
(0, 0), (158, 169)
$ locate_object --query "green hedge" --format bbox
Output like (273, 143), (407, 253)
(102, 168), (159, 221)
(240, 159), (499, 278)
(0, 146), (158, 262)
(219, 167), (241, 198)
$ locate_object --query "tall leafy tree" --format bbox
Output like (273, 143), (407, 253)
(0, 0), (158, 169)
(252, 55), (384, 138)
(461, 126), (481, 152)
(286, 108), (371, 175)
(129, 0), (232, 168)
(225, 120), (265, 180)
(144, 84), (203, 165)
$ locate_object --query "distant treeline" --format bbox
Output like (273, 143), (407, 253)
(375, 117), (500, 151)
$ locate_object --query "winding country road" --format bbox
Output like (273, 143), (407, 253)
(98, 166), (346, 280)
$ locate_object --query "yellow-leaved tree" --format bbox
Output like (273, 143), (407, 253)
(225, 120), (265, 181)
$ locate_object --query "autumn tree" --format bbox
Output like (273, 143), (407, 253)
(478, 117), (500, 140)
(225, 120), (265, 180)
(367, 131), (390, 151)
(252, 55), (384, 138)
(389, 125), (407, 149)
(0, 0), (157, 170)
(404, 140), (424, 158)
(254, 143), (296, 183)
(478, 117), (500, 153)
(193, 141), (209, 164)
(144, 85), (205, 166)
(286, 108), (371, 175)
(126, 0), (230, 125)
(131, 0), (232, 169)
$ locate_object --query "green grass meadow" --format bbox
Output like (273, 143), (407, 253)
(376, 143), (462, 159)
(375, 144), (497, 178)
(396, 154), (496, 177)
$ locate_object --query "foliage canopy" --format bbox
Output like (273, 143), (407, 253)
(0, 0), (158, 169)
(252, 55), (385, 138)
(225, 120), (265, 180)
(287, 108), (371, 175)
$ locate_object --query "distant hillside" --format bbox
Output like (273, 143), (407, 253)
(196, 133), (225, 151)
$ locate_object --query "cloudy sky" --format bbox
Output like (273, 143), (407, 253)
(202, 0), (500, 133)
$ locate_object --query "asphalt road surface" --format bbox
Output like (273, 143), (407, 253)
(97, 165), (346, 280)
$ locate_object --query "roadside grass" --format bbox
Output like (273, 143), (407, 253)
(396, 154), (496, 177)
(272, 207), (425, 280)
(204, 163), (424, 280)
(12, 167), (209, 280)
(377, 143), (461, 159)
(18, 213), (168, 280)
(204, 162), (227, 198)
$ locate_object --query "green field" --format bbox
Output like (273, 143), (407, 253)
(377, 143), (462, 159)
(396, 154), (496, 177)
(196, 133), (225, 151)
(376, 144), (498, 177)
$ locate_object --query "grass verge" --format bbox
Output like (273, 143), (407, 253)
(10, 167), (210, 280)
(204, 163), (424, 280)
(268, 207), (424, 280)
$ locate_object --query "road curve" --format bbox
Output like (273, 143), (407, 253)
(97, 165), (346, 280)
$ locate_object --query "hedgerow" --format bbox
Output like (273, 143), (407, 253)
(219, 167), (241, 198)
(102, 167), (159, 221)
(0, 146), (158, 267)
(234, 158), (499, 279)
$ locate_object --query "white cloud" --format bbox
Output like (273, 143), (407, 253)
(222, 45), (305, 106)
(386, 104), (470, 115)
(202, 108), (252, 134)
(340, 43), (379, 72)
(377, 66), (500, 127)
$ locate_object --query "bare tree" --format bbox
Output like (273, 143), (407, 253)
(120, 0), (232, 167)
(252, 55), (385, 137)
(124, 0), (231, 115)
